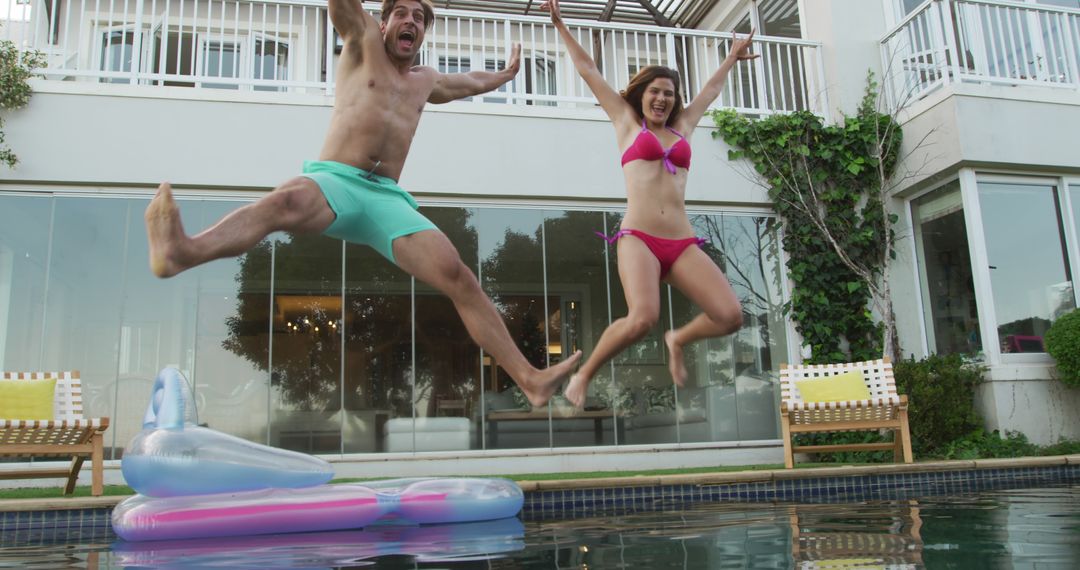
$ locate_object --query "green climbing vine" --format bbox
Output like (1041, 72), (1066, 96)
(0, 31), (45, 169)
(711, 73), (903, 364)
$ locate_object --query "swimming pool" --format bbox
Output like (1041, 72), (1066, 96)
(1, 484), (1077, 568)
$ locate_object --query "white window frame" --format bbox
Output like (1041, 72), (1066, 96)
(962, 170), (1071, 365)
(906, 175), (964, 357)
(195, 33), (245, 90)
(95, 23), (145, 84)
(193, 32), (293, 91)
(251, 31), (293, 91)
(909, 170), (1080, 366)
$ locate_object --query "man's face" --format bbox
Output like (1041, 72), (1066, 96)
(381, 0), (428, 61)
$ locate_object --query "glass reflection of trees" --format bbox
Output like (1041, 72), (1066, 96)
(219, 207), (785, 449)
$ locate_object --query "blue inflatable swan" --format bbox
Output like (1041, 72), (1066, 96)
(121, 368), (333, 497)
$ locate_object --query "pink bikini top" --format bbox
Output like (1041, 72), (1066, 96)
(620, 120), (692, 174)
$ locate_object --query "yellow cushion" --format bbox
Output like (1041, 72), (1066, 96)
(0, 378), (57, 420)
(795, 370), (870, 402)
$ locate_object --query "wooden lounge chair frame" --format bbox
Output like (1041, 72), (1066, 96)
(779, 357), (912, 469)
(0, 371), (110, 495)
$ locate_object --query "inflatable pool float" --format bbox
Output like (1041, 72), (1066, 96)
(112, 477), (525, 541)
(122, 368), (333, 498)
(113, 369), (524, 542)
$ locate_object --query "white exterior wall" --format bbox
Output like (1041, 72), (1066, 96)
(977, 371), (1080, 445)
(894, 89), (1080, 443)
(800, 1), (1080, 446)
(800, 0), (888, 122)
(2, 82), (770, 207)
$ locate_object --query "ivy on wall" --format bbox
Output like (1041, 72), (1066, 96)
(711, 75), (902, 364)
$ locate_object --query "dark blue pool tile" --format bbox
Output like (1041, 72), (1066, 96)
(4, 464), (1078, 532)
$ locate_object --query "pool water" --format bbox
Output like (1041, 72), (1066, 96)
(1, 485), (1077, 568)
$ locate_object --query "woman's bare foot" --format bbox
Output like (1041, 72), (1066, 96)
(563, 372), (589, 410)
(145, 183), (190, 278)
(665, 330), (688, 387)
(518, 350), (582, 408)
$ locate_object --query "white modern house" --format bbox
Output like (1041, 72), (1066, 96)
(1, 0), (1078, 482)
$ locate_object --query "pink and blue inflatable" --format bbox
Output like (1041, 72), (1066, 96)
(112, 368), (523, 541)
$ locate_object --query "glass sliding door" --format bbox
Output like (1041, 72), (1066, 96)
(474, 208), (549, 449)
(541, 210), (610, 447)
(0, 191), (790, 455)
(0, 195), (51, 373)
(265, 234), (344, 453)
(45, 197), (133, 456)
(342, 242), (411, 454)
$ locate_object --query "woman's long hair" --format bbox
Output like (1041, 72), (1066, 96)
(620, 66), (684, 126)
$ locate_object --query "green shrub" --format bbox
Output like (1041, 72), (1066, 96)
(793, 431), (894, 464)
(1, 35), (45, 168)
(1040, 437), (1080, 456)
(894, 353), (985, 457)
(1043, 309), (1080, 388)
(941, 430), (1039, 460)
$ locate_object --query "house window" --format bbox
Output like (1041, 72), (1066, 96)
(978, 181), (1074, 354)
(43, 0), (62, 44)
(913, 182), (982, 356)
(100, 30), (137, 83)
(199, 38), (242, 89)
(483, 58), (509, 103)
(195, 35), (289, 91)
(897, 0), (926, 16)
(756, 0), (801, 38)
(1033, 1), (1080, 8)
(914, 175), (1080, 361)
(254, 36), (290, 92)
(438, 55), (468, 74)
(485, 56), (557, 106)
(525, 56), (557, 106)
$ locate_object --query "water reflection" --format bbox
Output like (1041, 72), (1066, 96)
(788, 501), (923, 568)
(110, 517), (524, 568)
(2, 487), (1077, 568)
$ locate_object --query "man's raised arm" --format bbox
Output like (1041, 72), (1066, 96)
(329, 0), (375, 44)
(428, 44), (521, 104)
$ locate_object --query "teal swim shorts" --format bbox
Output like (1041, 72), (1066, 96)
(301, 160), (437, 263)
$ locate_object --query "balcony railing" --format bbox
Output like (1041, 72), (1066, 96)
(3, 0), (828, 116)
(881, 0), (1080, 109)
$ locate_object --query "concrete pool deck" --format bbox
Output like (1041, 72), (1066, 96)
(2, 455), (1077, 514)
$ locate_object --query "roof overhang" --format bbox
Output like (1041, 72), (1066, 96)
(427, 1), (727, 29)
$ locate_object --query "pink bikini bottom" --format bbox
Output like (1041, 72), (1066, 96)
(595, 229), (706, 278)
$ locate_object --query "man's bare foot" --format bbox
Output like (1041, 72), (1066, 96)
(665, 330), (688, 387)
(145, 183), (189, 278)
(563, 372), (591, 410)
(519, 350), (582, 408)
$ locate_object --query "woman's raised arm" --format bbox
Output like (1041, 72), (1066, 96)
(678, 30), (758, 130)
(541, 0), (632, 124)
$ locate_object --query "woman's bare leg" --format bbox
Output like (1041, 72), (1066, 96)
(663, 247), (744, 386)
(146, 178), (334, 278)
(564, 237), (662, 408)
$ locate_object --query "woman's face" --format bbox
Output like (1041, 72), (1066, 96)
(642, 77), (677, 125)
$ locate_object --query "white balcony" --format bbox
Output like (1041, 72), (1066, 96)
(3, 0), (827, 117)
(881, 0), (1080, 110)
